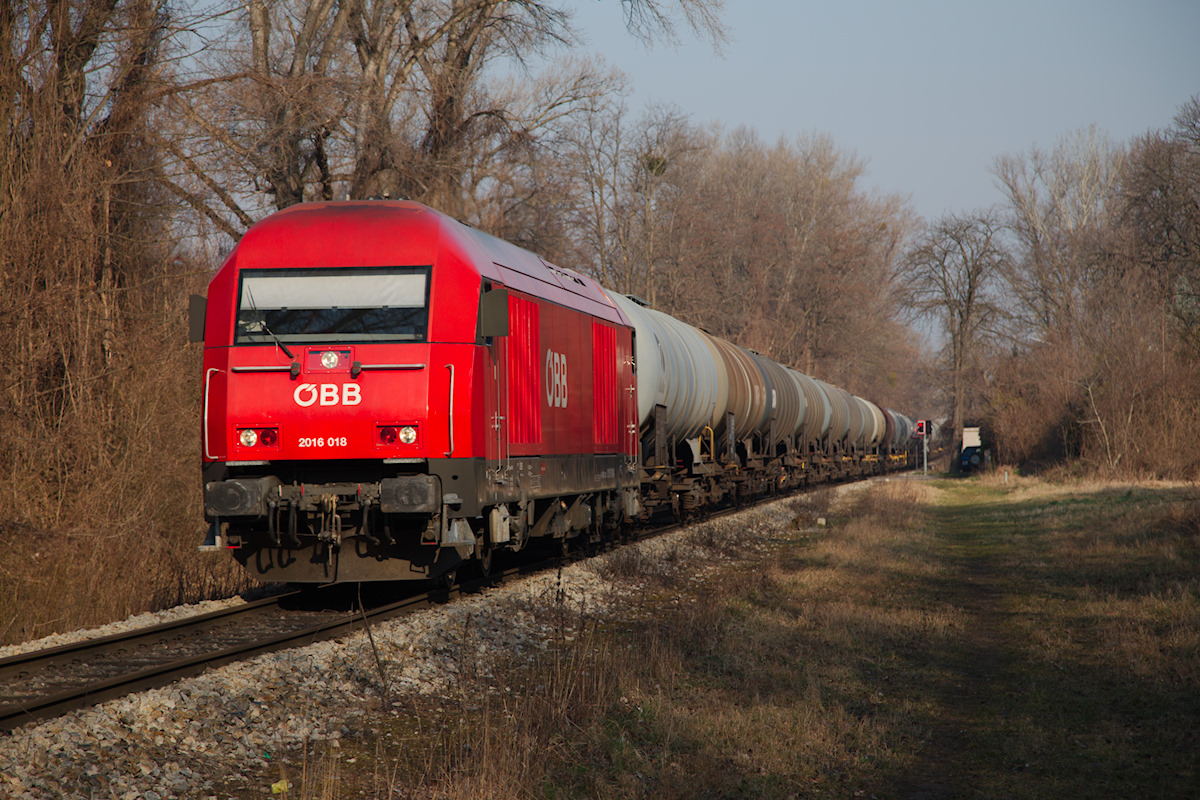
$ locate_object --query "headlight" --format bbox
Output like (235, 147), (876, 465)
(321, 351), (340, 369)
(399, 425), (417, 444)
(239, 429), (258, 447)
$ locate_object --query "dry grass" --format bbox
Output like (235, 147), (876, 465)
(0, 521), (253, 646)
(268, 482), (954, 798)
(910, 477), (1200, 798)
(266, 475), (1200, 799)
(1008, 488), (1200, 686)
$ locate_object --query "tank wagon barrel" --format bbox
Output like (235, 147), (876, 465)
(703, 333), (767, 441)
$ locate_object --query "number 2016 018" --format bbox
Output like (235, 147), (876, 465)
(298, 436), (348, 448)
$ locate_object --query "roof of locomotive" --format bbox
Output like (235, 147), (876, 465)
(225, 200), (628, 326)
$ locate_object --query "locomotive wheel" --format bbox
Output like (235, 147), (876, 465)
(433, 567), (457, 591)
(475, 538), (494, 579)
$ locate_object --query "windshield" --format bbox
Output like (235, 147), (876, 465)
(235, 267), (430, 344)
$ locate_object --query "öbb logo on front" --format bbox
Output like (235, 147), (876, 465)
(545, 350), (568, 408)
(294, 383), (362, 407)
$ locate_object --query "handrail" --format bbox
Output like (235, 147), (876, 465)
(355, 363), (426, 370)
(701, 425), (715, 461)
(203, 368), (222, 460)
(351, 362), (426, 377)
(445, 364), (455, 456)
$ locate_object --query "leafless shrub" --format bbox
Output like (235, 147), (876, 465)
(790, 486), (837, 528)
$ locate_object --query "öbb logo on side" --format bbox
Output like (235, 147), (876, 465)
(294, 383), (362, 407)
(545, 350), (568, 408)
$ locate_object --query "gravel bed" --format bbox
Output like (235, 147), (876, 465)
(0, 488), (870, 799)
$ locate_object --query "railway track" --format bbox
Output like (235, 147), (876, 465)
(0, 576), (505, 734)
(0, 475), (891, 734)
(0, 524), (660, 734)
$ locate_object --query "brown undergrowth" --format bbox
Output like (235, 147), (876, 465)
(0, 284), (255, 647)
(270, 476), (1199, 799)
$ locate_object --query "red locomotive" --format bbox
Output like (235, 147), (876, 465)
(193, 201), (915, 584)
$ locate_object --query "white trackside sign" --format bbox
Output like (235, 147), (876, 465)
(294, 383), (362, 407)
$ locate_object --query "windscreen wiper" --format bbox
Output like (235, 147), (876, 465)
(260, 319), (294, 360)
(245, 286), (294, 359)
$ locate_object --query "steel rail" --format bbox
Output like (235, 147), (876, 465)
(0, 586), (429, 733)
(0, 554), (567, 734)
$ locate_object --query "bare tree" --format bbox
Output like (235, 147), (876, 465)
(350, 0), (575, 206)
(2, 0), (173, 417)
(1121, 97), (1200, 352)
(552, 79), (633, 286)
(156, 0), (353, 229)
(159, 0), (726, 241)
(0, 0), (234, 599)
(616, 104), (703, 302)
(992, 126), (1125, 343)
(901, 212), (1008, 468)
(437, 55), (624, 228)
(620, 0), (727, 48)
(554, 123), (923, 410)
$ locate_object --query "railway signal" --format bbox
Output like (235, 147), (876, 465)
(910, 419), (930, 474)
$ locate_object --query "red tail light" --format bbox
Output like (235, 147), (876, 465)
(378, 426), (398, 445)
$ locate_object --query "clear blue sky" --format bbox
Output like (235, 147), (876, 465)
(571, 0), (1200, 221)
